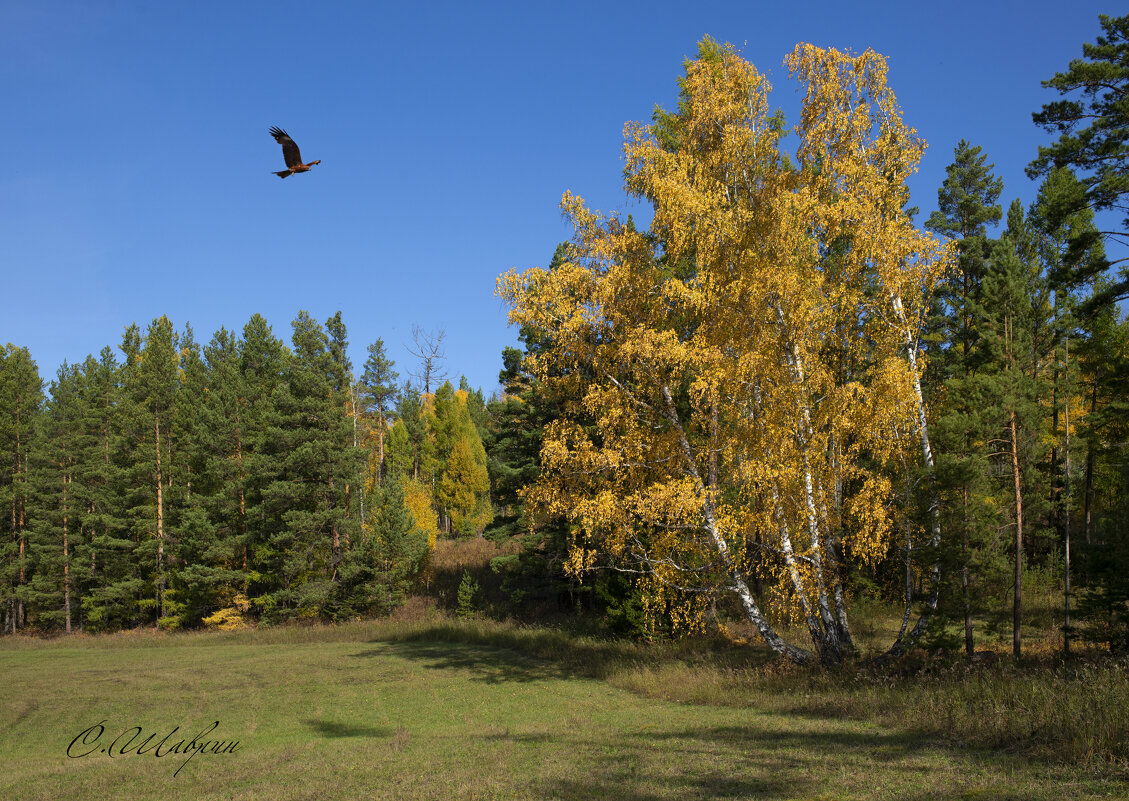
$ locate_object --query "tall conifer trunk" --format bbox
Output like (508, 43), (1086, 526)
(1010, 407), (1023, 659)
(962, 489), (973, 656)
(237, 435), (247, 574)
(1082, 376), (1099, 575)
(1004, 312), (1024, 660)
(330, 475), (340, 580)
(63, 472), (71, 634)
(1063, 337), (1072, 654)
(155, 416), (165, 623)
(15, 425), (26, 630)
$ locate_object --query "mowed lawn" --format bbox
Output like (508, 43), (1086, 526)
(0, 622), (1122, 801)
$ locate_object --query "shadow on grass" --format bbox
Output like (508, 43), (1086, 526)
(481, 722), (1063, 801)
(347, 623), (1128, 795)
(351, 640), (572, 684)
(351, 621), (777, 684)
(303, 719), (394, 739)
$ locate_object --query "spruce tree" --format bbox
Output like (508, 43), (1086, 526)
(334, 476), (428, 617)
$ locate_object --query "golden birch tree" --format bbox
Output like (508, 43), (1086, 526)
(498, 39), (952, 664)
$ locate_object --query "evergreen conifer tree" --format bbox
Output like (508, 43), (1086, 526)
(925, 141), (1005, 655)
(0, 345), (43, 632)
(27, 363), (79, 631)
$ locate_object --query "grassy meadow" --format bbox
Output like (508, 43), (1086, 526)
(1, 603), (1127, 801)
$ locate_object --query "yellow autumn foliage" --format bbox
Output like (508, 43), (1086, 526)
(202, 594), (253, 631)
(403, 478), (439, 552)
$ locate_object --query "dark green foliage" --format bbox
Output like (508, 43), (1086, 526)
(359, 338), (399, 484)
(254, 311), (364, 622)
(1078, 523), (1129, 652)
(173, 327), (247, 625)
(483, 244), (598, 620)
(486, 347), (544, 540)
(460, 376), (489, 443)
(0, 345), (43, 632)
(594, 571), (648, 638)
(120, 316), (181, 625)
(333, 476), (429, 619)
(72, 349), (131, 631)
(361, 339), (399, 418)
(1073, 307), (1129, 650)
(391, 383), (431, 483)
(925, 140), (1004, 382)
(1029, 13), (1129, 307)
(25, 363), (79, 631)
(922, 142), (1006, 653)
(0, 311), (447, 634)
(456, 569), (479, 618)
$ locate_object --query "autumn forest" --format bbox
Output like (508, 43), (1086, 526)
(3, 19), (1129, 680)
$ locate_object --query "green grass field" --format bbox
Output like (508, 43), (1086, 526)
(1, 615), (1126, 800)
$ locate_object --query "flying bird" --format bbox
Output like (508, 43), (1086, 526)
(269, 127), (320, 178)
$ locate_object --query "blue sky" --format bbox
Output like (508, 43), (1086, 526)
(1, 1), (1118, 395)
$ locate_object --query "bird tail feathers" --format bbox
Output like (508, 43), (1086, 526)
(274, 170), (292, 179)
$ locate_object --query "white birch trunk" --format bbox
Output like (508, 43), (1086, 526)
(881, 293), (944, 657)
(661, 385), (813, 664)
(776, 303), (841, 660)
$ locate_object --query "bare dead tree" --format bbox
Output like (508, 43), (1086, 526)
(406, 325), (448, 394)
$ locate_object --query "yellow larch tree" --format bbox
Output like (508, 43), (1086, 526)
(499, 39), (952, 665)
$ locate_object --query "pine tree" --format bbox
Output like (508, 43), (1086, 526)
(969, 202), (1053, 658)
(1030, 166), (1106, 651)
(394, 384), (433, 484)
(239, 312), (288, 608)
(26, 363), (79, 631)
(1074, 309), (1129, 651)
(359, 339), (399, 484)
(485, 246), (578, 612)
(168, 328), (239, 626)
(116, 317), (181, 625)
(77, 347), (138, 631)
(0, 345), (43, 632)
(325, 311), (364, 582)
(1029, 13), (1129, 307)
(255, 312), (361, 621)
(925, 141), (1004, 656)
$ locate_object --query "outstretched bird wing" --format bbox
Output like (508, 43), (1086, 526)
(269, 127), (303, 168)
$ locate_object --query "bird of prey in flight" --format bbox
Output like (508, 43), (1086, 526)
(269, 127), (320, 178)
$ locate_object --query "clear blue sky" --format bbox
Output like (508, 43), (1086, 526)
(1, 0), (1118, 395)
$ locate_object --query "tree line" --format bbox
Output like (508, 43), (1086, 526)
(0, 312), (493, 632)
